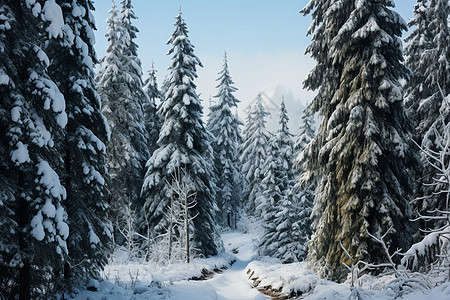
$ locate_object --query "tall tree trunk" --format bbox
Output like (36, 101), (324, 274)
(185, 196), (190, 264)
(168, 195), (173, 261)
(18, 171), (30, 300)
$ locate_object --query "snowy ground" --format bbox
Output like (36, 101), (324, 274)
(246, 257), (450, 299)
(68, 231), (450, 299)
(68, 231), (267, 299)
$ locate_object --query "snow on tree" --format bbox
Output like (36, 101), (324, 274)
(258, 100), (303, 262)
(45, 0), (112, 285)
(405, 0), (450, 226)
(0, 1), (69, 298)
(403, 94), (450, 273)
(240, 94), (270, 215)
(281, 107), (317, 262)
(294, 107), (316, 157)
(140, 10), (220, 258)
(207, 52), (243, 228)
(143, 63), (162, 156)
(300, 0), (419, 281)
(96, 0), (148, 242)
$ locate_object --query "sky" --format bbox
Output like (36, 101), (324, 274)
(92, 0), (416, 132)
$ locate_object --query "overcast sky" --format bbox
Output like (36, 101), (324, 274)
(92, 0), (415, 132)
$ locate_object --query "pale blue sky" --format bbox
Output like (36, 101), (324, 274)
(92, 0), (416, 131)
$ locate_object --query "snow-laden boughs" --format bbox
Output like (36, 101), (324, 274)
(405, 0), (450, 227)
(140, 10), (220, 258)
(258, 101), (300, 262)
(283, 107), (317, 262)
(46, 0), (112, 286)
(0, 1), (69, 298)
(240, 94), (270, 215)
(207, 53), (243, 228)
(97, 0), (148, 243)
(143, 63), (162, 157)
(300, 0), (419, 281)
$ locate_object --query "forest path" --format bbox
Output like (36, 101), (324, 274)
(171, 231), (268, 300)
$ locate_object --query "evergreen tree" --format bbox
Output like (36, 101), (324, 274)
(288, 107), (317, 261)
(207, 53), (242, 228)
(405, 0), (449, 142)
(140, 10), (219, 257)
(46, 0), (112, 285)
(96, 0), (148, 242)
(405, 0), (450, 225)
(258, 100), (300, 262)
(143, 64), (162, 157)
(240, 94), (270, 215)
(294, 108), (315, 157)
(300, 0), (418, 281)
(0, 1), (69, 297)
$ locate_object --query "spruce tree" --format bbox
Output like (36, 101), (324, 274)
(207, 53), (242, 228)
(405, 0), (449, 141)
(405, 0), (450, 225)
(143, 63), (162, 156)
(0, 1), (69, 297)
(258, 100), (299, 262)
(301, 0), (418, 281)
(294, 108), (315, 157)
(97, 0), (148, 242)
(240, 94), (270, 215)
(141, 10), (219, 257)
(46, 0), (112, 284)
(288, 107), (317, 261)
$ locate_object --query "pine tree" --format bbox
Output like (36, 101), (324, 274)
(46, 0), (112, 285)
(405, 0), (450, 225)
(0, 1), (69, 297)
(207, 53), (242, 228)
(143, 64), (162, 157)
(240, 94), (270, 215)
(300, 0), (419, 281)
(258, 100), (300, 262)
(141, 10), (219, 257)
(97, 0), (148, 242)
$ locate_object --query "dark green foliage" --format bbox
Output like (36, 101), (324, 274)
(46, 0), (112, 286)
(140, 11), (219, 257)
(0, 1), (69, 297)
(207, 53), (242, 228)
(301, 0), (419, 281)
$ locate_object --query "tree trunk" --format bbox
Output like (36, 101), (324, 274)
(168, 195), (173, 261)
(18, 171), (31, 300)
(185, 196), (190, 264)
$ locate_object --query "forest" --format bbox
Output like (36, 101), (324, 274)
(0, 0), (449, 299)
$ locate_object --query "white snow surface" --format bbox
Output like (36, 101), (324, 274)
(69, 231), (450, 300)
(69, 231), (266, 299)
(42, 0), (64, 39)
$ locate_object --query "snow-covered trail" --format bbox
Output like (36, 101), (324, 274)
(170, 231), (268, 300)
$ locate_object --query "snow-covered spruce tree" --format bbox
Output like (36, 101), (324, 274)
(207, 53), (243, 228)
(140, 10), (219, 258)
(0, 1), (69, 298)
(405, 0), (449, 142)
(300, 0), (419, 281)
(143, 63), (162, 157)
(45, 0), (112, 285)
(97, 0), (148, 243)
(281, 107), (317, 262)
(294, 107), (316, 158)
(402, 94), (450, 272)
(405, 0), (450, 226)
(240, 94), (270, 215)
(258, 100), (302, 262)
